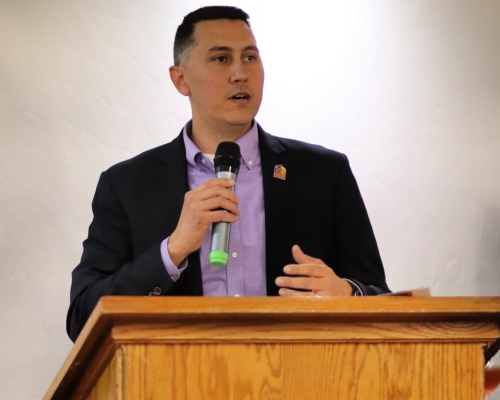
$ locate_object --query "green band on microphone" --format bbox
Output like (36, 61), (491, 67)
(209, 250), (228, 267)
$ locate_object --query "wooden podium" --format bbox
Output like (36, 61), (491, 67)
(45, 297), (500, 400)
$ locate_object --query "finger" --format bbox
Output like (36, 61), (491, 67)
(196, 184), (240, 204)
(275, 276), (316, 291)
(201, 197), (240, 216)
(278, 288), (317, 297)
(184, 187), (240, 214)
(206, 209), (239, 224)
(291, 245), (324, 266)
(283, 263), (333, 278)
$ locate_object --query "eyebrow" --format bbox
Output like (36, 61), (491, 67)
(207, 45), (259, 53)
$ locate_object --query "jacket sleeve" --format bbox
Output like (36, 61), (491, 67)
(66, 171), (177, 342)
(331, 154), (390, 295)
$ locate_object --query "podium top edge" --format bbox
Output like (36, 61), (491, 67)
(96, 296), (500, 317)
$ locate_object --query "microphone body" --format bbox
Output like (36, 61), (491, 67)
(209, 142), (241, 267)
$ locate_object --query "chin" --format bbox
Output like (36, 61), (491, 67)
(223, 120), (253, 131)
(227, 111), (259, 126)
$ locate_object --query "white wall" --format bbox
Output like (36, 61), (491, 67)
(1, 1), (499, 398)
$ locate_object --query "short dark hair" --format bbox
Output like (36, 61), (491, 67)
(173, 6), (250, 66)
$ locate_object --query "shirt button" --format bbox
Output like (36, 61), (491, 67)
(201, 159), (206, 164)
(234, 294), (240, 297)
(232, 252), (237, 258)
(248, 160), (253, 166)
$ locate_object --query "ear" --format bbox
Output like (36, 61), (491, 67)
(169, 65), (191, 96)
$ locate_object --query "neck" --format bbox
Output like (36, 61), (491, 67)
(190, 119), (252, 154)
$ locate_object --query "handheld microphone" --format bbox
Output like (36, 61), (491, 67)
(209, 142), (241, 267)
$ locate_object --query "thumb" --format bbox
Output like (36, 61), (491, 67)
(292, 245), (323, 265)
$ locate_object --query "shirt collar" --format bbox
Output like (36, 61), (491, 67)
(182, 120), (260, 171)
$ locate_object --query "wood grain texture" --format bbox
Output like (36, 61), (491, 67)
(65, 334), (117, 400)
(44, 297), (500, 399)
(44, 303), (117, 400)
(45, 333), (116, 400)
(121, 342), (484, 400)
(86, 348), (123, 400)
(111, 321), (499, 344)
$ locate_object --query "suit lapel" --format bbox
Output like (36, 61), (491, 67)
(258, 126), (290, 296)
(156, 132), (203, 295)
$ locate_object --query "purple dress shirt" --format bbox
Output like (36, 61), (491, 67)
(160, 121), (267, 296)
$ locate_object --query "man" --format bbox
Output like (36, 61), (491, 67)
(67, 6), (390, 342)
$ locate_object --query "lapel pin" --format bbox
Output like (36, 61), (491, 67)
(273, 164), (286, 180)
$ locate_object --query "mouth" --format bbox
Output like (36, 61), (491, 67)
(229, 92), (251, 102)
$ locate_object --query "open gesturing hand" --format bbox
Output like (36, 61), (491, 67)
(275, 245), (352, 297)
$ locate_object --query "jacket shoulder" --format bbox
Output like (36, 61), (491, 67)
(105, 133), (184, 178)
(258, 126), (348, 166)
(276, 136), (345, 159)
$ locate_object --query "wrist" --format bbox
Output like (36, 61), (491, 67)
(167, 235), (189, 268)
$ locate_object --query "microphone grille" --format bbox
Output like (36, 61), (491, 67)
(214, 142), (241, 168)
(215, 142), (241, 158)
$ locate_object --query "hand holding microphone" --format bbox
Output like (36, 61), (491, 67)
(210, 142), (241, 266)
(167, 142), (241, 268)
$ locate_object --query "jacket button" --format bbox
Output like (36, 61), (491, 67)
(148, 287), (162, 296)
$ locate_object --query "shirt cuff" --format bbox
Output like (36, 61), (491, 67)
(343, 278), (364, 296)
(160, 237), (188, 282)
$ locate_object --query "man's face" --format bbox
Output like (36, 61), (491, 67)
(177, 19), (264, 132)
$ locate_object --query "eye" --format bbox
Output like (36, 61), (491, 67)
(213, 55), (227, 63)
(244, 54), (257, 62)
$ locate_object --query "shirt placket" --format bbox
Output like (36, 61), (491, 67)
(226, 181), (244, 297)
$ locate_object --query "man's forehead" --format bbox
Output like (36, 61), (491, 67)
(193, 19), (257, 49)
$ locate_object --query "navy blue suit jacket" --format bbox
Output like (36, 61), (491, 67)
(67, 126), (390, 342)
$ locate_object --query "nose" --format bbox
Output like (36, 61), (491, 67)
(230, 59), (248, 83)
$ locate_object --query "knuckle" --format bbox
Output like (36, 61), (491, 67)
(184, 191), (195, 205)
